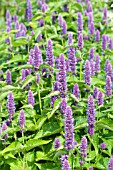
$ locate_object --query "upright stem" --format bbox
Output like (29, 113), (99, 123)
(37, 84), (42, 114)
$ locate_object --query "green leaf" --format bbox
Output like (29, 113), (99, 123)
(0, 85), (21, 92)
(12, 37), (28, 47)
(47, 98), (61, 119)
(36, 151), (52, 161)
(43, 91), (60, 99)
(1, 142), (23, 154)
(35, 122), (61, 139)
(24, 139), (52, 151)
(22, 75), (35, 89)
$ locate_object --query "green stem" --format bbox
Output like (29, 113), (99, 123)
(12, 122), (17, 140)
(80, 61), (83, 81)
(37, 84), (42, 114)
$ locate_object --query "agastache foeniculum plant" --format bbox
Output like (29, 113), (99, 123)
(0, 0), (113, 169)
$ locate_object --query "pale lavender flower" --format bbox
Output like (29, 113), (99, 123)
(109, 39), (113, 50)
(12, 14), (18, 22)
(90, 59), (95, 76)
(89, 48), (95, 60)
(58, 14), (63, 27)
(89, 167), (94, 170)
(97, 91), (104, 106)
(58, 54), (67, 98)
(64, 106), (74, 150)
(6, 70), (12, 85)
(89, 21), (95, 35)
(68, 33), (73, 45)
(66, 60), (70, 72)
(108, 157), (113, 170)
(100, 142), (106, 149)
(36, 73), (40, 83)
(25, 0), (33, 21)
(77, 12), (83, 35)
(103, 6), (107, 20)
(1, 123), (8, 139)
(46, 39), (54, 69)
(105, 76), (112, 96)
(73, 84), (80, 99)
(21, 69), (26, 81)
(60, 98), (67, 115)
(54, 138), (60, 149)
(34, 45), (42, 68)
(84, 36), (89, 40)
(87, 2), (92, 13)
(28, 90), (35, 106)
(37, 34), (42, 42)
(61, 155), (71, 170)
(102, 34), (107, 50)
(105, 59), (110, 72)
(68, 46), (76, 74)
(80, 137), (87, 158)
(38, 19), (44, 27)
(51, 81), (59, 107)
(7, 92), (15, 115)
(42, 3), (48, 13)
(87, 95), (95, 136)
(93, 87), (98, 99)
(95, 54), (100, 73)
(84, 60), (91, 86)
(19, 109), (25, 132)
(78, 33), (83, 50)
(62, 20), (67, 35)
(95, 29), (100, 42)
(106, 63), (112, 78)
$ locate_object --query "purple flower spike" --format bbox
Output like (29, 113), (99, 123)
(38, 19), (44, 27)
(108, 157), (113, 170)
(103, 6), (107, 20)
(100, 142), (106, 149)
(84, 60), (91, 86)
(1, 123), (8, 139)
(93, 87), (98, 99)
(105, 76), (112, 97)
(80, 137), (87, 158)
(46, 39), (54, 69)
(102, 34), (107, 50)
(89, 21), (95, 35)
(63, 4), (68, 12)
(25, 0), (33, 21)
(62, 20), (67, 35)
(105, 59), (110, 72)
(95, 54), (100, 73)
(54, 138), (60, 149)
(62, 159), (71, 170)
(42, 4), (47, 13)
(89, 48), (95, 60)
(109, 39), (113, 50)
(7, 92), (15, 115)
(60, 98), (67, 115)
(106, 63), (112, 78)
(28, 90), (35, 106)
(95, 29), (100, 42)
(87, 95), (95, 136)
(68, 33), (73, 45)
(87, 2), (92, 13)
(66, 60), (70, 72)
(58, 14), (63, 27)
(68, 46), (76, 74)
(19, 109), (25, 132)
(89, 167), (94, 170)
(34, 45), (43, 68)
(58, 54), (67, 98)
(21, 69), (26, 81)
(64, 106), (74, 150)
(78, 33), (83, 50)
(77, 12), (83, 36)
(6, 70), (12, 85)
(61, 155), (71, 170)
(12, 14), (18, 22)
(73, 84), (80, 99)
(51, 81), (59, 107)
(90, 59), (95, 76)
(97, 91), (104, 106)
(36, 73), (40, 83)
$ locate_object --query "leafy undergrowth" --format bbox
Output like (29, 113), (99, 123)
(0, 0), (113, 169)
